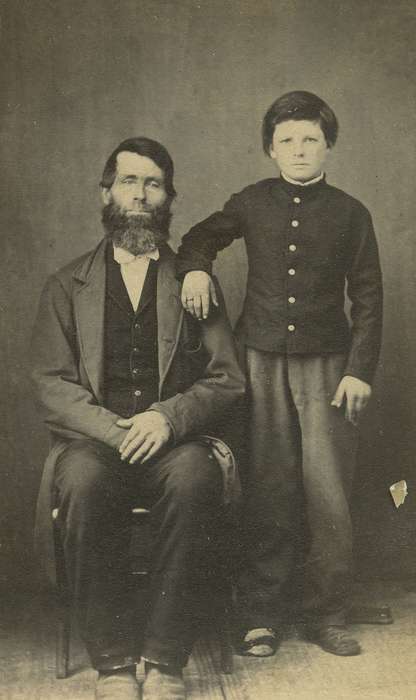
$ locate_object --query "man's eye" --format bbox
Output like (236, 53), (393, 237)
(147, 180), (161, 188)
(305, 137), (317, 142)
(280, 138), (291, 143)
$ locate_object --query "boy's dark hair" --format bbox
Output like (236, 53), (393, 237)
(262, 91), (339, 155)
(100, 137), (177, 199)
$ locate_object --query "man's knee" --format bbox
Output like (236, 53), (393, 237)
(165, 442), (222, 506)
(55, 439), (118, 504)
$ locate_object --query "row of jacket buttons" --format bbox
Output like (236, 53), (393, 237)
(288, 198), (301, 332)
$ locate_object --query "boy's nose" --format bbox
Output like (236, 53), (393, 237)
(293, 142), (305, 157)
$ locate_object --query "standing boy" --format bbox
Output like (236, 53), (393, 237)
(175, 91), (383, 657)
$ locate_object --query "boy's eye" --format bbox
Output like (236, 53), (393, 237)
(305, 137), (318, 142)
(147, 180), (161, 189)
(280, 138), (292, 143)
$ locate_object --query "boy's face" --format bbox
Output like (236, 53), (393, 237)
(269, 119), (329, 182)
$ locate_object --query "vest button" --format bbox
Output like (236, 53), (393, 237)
(134, 389), (142, 397)
(288, 268), (296, 276)
(132, 368), (139, 375)
(293, 196), (301, 204)
(288, 296), (296, 304)
(288, 324), (296, 332)
(289, 244), (297, 252)
(291, 220), (299, 227)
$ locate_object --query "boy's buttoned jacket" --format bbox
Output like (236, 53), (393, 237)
(32, 240), (245, 585)
(176, 177), (383, 384)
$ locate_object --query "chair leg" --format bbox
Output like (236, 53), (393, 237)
(54, 517), (71, 679)
(56, 598), (71, 679)
(218, 589), (234, 674)
(219, 628), (234, 674)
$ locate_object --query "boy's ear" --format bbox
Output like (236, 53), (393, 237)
(269, 145), (277, 160)
(101, 187), (111, 205)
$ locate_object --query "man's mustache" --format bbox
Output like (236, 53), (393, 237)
(126, 204), (154, 214)
(102, 201), (171, 223)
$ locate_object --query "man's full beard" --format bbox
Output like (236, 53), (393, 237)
(102, 201), (172, 256)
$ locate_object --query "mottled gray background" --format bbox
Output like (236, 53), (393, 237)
(1, 0), (415, 596)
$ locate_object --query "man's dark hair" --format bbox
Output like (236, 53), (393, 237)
(100, 137), (177, 199)
(262, 91), (339, 155)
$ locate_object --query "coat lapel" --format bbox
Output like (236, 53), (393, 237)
(156, 245), (184, 395)
(72, 239), (107, 403)
(71, 240), (182, 402)
(136, 259), (158, 315)
(107, 246), (135, 317)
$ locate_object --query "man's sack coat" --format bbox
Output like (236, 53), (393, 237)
(31, 239), (245, 587)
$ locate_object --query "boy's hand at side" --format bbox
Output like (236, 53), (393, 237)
(331, 376), (372, 426)
(117, 411), (171, 464)
(181, 271), (218, 320)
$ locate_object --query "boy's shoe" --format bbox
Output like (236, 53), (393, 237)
(142, 664), (186, 700)
(95, 668), (140, 699)
(306, 624), (361, 656)
(236, 627), (280, 657)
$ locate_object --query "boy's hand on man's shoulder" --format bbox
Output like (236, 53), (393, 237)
(181, 271), (218, 320)
(331, 376), (372, 426)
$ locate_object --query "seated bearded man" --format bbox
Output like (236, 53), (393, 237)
(31, 137), (245, 700)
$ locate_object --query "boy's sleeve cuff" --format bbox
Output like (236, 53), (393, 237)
(175, 257), (213, 279)
(342, 368), (373, 385)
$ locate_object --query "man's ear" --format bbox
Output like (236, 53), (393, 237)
(101, 187), (111, 206)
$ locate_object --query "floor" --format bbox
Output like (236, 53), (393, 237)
(1, 581), (415, 700)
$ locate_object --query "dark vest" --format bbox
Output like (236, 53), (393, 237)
(103, 244), (159, 418)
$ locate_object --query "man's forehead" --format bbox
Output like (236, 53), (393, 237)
(116, 151), (164, 179)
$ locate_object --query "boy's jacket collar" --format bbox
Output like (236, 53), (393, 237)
(276, 174), (327, 199)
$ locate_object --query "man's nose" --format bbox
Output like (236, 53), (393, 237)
(133, 182), (146, 201)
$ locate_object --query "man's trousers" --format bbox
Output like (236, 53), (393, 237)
(54, 439), (223, 671)
(236, 349), (359, 630)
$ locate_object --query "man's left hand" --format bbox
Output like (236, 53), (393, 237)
(331, 375), (372, 425)
(117, 411), (171, 464)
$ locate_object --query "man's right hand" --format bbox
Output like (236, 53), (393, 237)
(181, 271), (218, 320)
(117, 410), (171, 464)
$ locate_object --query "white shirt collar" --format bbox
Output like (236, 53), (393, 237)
(113, 246), (160, 265)
(281, 171), (324, 187)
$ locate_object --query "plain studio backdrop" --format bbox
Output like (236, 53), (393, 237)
(0, 0), (415, 598)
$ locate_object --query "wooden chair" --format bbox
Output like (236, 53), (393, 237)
(52, 505), (234, 679)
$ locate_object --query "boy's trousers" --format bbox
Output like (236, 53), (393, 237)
(236, 348), (359, 629)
